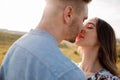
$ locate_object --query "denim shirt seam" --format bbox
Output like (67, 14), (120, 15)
(14, 43), (54, 69)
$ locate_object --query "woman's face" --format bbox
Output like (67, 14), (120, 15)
(75, 18), (99, 47)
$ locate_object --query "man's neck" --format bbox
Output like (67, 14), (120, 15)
(36, 20), (64, 44)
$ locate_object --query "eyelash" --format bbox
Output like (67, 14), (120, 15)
(87, 27), (93, 29)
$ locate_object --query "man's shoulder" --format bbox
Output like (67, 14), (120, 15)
(15, 30), (57, 50)
(8, 30), (85, 80)
(44, 55), (85, 79)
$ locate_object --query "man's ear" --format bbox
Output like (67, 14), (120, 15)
(63, 6), (73, 24)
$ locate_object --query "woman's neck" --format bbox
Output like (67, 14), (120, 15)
(79, 46), (103, 76)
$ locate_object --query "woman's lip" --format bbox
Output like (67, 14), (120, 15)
(77, 33), (84, 39)
(76, 33), (84, 41)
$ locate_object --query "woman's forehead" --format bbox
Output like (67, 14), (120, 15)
(84, 18), (98, 26)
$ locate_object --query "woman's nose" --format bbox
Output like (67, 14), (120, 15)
(80, 29), (86, 34)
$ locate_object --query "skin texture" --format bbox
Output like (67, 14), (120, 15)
(75, 17), (119, 78)
(36, 1), (88, 44)
(75, 18), (103, 77)
(75, 18), (99, 47)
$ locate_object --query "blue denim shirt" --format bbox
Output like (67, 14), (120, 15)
(0, 30), (85, 80)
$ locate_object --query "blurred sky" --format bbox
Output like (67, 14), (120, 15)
(0, 0), (120, 38)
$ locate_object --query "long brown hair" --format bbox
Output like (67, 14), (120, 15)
(96, 18), (119, 77)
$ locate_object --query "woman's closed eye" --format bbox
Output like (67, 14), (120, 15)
(86, 24), (95, 29)
(87, 26), (93, 29)
(87, 25), (94, 29)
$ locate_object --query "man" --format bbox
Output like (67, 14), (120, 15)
(0, 0), (91, 80)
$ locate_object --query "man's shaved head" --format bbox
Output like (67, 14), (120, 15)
(40, 0), (92, 43)
(45, 0), (91, 14)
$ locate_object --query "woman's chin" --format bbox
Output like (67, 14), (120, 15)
(75, 40), (80, 46)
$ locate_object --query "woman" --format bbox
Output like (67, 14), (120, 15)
(75, 17), (120, 80)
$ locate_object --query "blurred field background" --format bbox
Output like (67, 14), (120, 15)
(0, 30), (120, 74)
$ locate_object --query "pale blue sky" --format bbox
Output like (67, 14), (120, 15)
(0, 0), (120, 38)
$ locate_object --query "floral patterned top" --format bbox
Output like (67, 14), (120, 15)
(87, 69), (120, 80)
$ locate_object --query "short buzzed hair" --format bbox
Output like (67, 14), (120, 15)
(46, 0), (92, 14)
(46, 0), (91, 3)
(61, 0), (92, 13)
